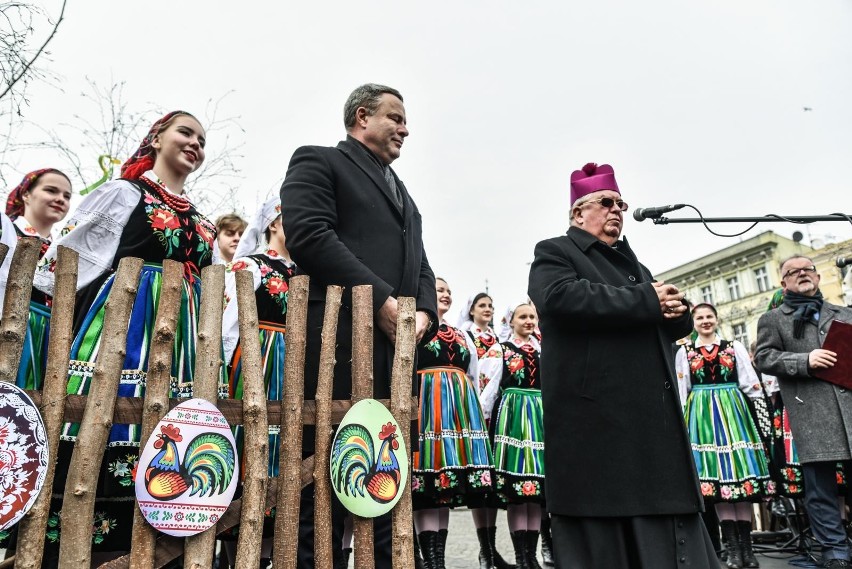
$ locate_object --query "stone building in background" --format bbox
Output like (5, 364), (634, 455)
(656, 230), (852, 347)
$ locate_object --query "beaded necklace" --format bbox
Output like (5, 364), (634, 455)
(139, 174), (191, 213)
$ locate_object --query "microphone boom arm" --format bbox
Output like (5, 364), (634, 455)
(651, 214), (852, 225)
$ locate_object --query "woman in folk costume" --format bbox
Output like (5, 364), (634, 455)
(220, 196), (294, 568)
(479, 303), (545, 569)
(3, 169), (72, 390)
(458, 292), (514, 569)
(412, 278), (494, 569)
(32, 111), (215, 563)
(675, 303), (775, 569)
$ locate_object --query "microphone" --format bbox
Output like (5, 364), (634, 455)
(632, 204), (687, 222)
(837, 257), (852, 269)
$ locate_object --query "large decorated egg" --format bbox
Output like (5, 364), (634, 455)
(329, 399), (408, 518)
(135, 398), (238, 537)
(0, 383), (49, 531)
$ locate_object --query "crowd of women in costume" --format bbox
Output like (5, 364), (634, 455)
(0, 109), (843, 569)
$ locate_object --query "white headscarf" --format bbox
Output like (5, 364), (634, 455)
(232, 196), (281, 260)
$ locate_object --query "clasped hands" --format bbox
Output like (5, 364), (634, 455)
(654, 281), (687, 319)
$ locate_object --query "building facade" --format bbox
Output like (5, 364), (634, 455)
(655, 231), (851, 348)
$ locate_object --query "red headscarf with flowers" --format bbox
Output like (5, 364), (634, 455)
(120, 110), (197, 181)
(5, 168), (70, 220)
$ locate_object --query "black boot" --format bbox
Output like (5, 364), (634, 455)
(435, 528), (447, 569)
(334, 548), (350, 569)
(477, 527), (496, 569)
(510, 530), (529, 569)
(540, 515), (555, 567)
(737, 520), (759, 568)
(418, 531), (439, 569)
(721, 520), (743, 569)
(414, 532), (426, 569)
(490, 526), (516, 569)
(525, 531), (543, 569)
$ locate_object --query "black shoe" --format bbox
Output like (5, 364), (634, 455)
(435, 528), (447, 569)
(721, 520), (743, 569)
(736, 520), (759, 568)
(510, 530), (529, 569)
(490, 526), (516, 569)
(540, 515), (555, 567)
(477, 527), (496, 569)
(418, 531), (439, 569)
(525, 531), (543, 569)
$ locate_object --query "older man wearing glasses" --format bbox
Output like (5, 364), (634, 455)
(528, 163), (718, 568)
(756, 256), (852, 568)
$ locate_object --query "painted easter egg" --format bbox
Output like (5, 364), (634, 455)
(135, 398), (238, 537)
(0, 383), (49, 531)
(329, 399), (409, 518)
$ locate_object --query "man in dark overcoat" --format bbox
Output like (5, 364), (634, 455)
(527, 162), (718, 568)
(755, 255), (852, 568)
(281, 83), (437, 569)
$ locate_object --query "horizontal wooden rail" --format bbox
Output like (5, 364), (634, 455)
(24, 392), (419, 425)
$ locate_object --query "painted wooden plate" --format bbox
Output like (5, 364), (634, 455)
(0, 383), (49, 531)
(135, 398), (238, 537)
(329, 399), (408, 518)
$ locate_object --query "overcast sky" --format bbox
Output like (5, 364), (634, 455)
(7, 0), (852, 323)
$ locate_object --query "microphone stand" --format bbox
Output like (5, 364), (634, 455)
(650, 214), (852, 225)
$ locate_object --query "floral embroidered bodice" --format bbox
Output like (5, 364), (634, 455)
(419, 323), (471, 371)
(685, 339), (739, 385)
(467, 327), (498, 359)
(499, 338), (541, 389)
(227, 251), (294, 323)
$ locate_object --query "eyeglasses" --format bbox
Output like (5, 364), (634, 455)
(583, 197), (629, 212)
(782, 265), (817, 279)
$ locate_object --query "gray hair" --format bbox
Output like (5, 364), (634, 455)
(569, 194), (596, 227)
(779, 254), (814, 274)
(343, 84), (404, 130)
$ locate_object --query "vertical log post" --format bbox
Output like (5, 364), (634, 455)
(233, 269), (268, 569)
(272, 275), (309, 568)
(127, 260), (183, 569)
(183, 264), (225, 568)
(0, 238), (41, 383)
(16, 246), (79, 569)
(0, 242), (8, 267)
(58, 256), (144, 568)
(351, 285), (374, 569)
(313, 285), (343, 569)
(390, 297), (417, 569)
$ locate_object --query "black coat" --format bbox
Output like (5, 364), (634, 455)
(527, 226), (702, 516)
(281, 138), (437, 448)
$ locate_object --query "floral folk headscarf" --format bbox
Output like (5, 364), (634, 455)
(120, 110), (196, 181)
(5, 168), (70, 220)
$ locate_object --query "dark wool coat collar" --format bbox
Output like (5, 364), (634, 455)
(567, 225), (632, 254)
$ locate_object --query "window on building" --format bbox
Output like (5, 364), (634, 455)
(754, 267), (770, 293)
(701, 285), (713, 305)
(733, 322), (749, 346)
(726, 276), (741, 300)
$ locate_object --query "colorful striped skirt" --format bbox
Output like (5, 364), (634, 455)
(16, 300), (50, 390)
(493, 387), (545, 503)
(50, 264), (203, 552)
(412, 366), (494, 509)
(227, 320), (285, 478)
(684, 383), (775, 502)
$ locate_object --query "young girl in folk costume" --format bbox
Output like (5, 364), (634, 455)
(479, 303), (545, 569)
(3, 169), (72, 390)
(220, 196), (294, 568)
(675, 304), (775, 569)
(460, 292), (514, 569)
(32, 111), (214, 563)
(413, 278), (494, 569)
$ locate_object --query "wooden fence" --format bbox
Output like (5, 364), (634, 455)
(0, 238), (417, 569)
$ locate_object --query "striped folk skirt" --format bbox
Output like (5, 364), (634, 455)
(16, 300), (50, 390)
(227, 320), (285, 478)
(50, 263), (203, 552)
(684, 383), (775, 502)
(493, 387), (545, 503)
(412, 366), (494, 509)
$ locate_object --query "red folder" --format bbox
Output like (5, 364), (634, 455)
(813, 320), (852, 389)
